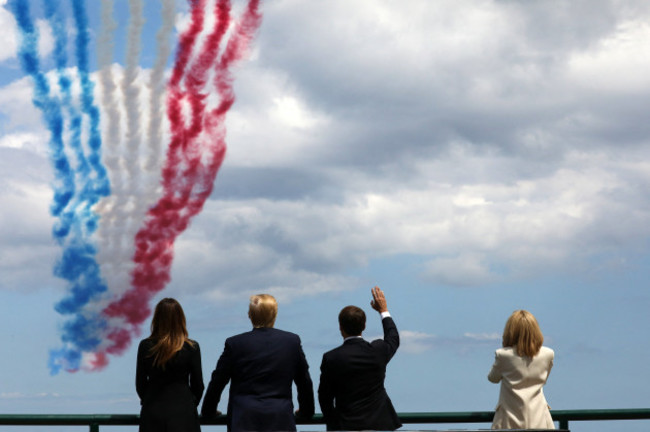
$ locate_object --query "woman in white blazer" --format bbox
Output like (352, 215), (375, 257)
(488, 310), (554, 430)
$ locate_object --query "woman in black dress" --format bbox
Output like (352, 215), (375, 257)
(136, 298), (204, 432)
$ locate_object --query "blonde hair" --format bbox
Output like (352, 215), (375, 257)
(502, 309), (544, 358)
(149, 298), (194, 368)
(249, 294), (278, 328)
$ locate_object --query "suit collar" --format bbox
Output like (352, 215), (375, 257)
(343, 337), (366, 345)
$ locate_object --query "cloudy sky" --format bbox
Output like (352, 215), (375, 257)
(1, 0), (649, 431)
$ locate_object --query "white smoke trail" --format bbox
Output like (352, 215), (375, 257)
(122, 0), (145, 193)
(115, 0), (146, 292)
(97, 0), (176, 300)
(93, 0), (177, 359)
(95, 0), (127, 303)
(146, 0), (176, 176)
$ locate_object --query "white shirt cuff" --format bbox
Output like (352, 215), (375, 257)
(380, 311), (391, 319)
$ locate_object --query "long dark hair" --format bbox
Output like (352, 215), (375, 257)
(148, 298), (194, 368)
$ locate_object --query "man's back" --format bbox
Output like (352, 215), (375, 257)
(226, 328), (314, 431)
(319, 315), (401, 431)
(227, 328), (306, 400)
(201, 294), (314, 432)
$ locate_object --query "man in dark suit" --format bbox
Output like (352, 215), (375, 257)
(318, 286), (402, 431)
(201, 294), (314, 432)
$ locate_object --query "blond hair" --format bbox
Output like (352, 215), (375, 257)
(249, 294), (278, 328)
(149, 298), (194, 368)
(502, 309), (544, 358)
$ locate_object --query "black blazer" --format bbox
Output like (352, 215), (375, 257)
(136, 339), (204, 432)
(201, 327), (314, 432)
(318, 316), (401, 431)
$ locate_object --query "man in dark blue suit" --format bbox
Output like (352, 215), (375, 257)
(201, 294), (314, 432)
(319, 286), (402, 431)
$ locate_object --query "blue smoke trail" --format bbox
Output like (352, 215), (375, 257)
(69, 0), (110, 225)
(11, 0), (111, 373)
(43, 1), (90, 184)
(42, 0), (89, 240)
(50, 0), (112, 373)
(11, 0), (75, 222)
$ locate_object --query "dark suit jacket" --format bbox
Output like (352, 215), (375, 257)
(318, 316), (401, 431)
(201, 327), (314, 432)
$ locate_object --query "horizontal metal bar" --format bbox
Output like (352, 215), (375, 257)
(550, 408), (650, 422)
(0, 408), (648, 426)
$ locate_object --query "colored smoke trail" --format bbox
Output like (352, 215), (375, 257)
(121, 0), (145, 237)
(95, 0), (125, 301)
(11, 0), (111, 374)
(69, 0), (110, 201)
(12, 0), (74, 222)
(146, 0), (176, 176)
(12, 0), (263, 372)
(43, 0), (90, 198)
(95, 0), (147, 307)
(96, 0), (177, 351)
(48, 0), (111, 374)
(101, 0), (263, 356)
(50, 0), (112, 374)
(100, 0), (212, 351)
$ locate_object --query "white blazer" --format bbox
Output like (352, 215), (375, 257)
(488, 346), (554, 430)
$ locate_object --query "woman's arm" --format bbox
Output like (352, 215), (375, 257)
(487, 350), (502, 383)
(135, 340), (150, 401)
(190, 342), (205, 406)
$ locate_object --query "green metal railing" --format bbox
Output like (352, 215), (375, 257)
(0, 409), (649, 431)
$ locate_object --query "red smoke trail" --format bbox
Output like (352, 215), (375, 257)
(164, 0), (232, 194)
(101, 0), (262, 357)
(169, 0), (208, 88)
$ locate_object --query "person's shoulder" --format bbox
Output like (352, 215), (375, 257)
(495, 346), (516, 357)
(271, 328), (305, 346)
(228, 328), (296, 345)
(226, 330), (253, 344)
(138, 337), (154, 348)
(273, 327), (299, 337)
(253, 327), (297, 339)
(322, 343), (345, 359)
(539, 346), (554, 358)
(137, 338), (154, 357)
(185, 339), (201, 351)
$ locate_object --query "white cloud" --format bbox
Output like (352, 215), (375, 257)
(36, 19), (54, 60)
(0, 3), (17, 63)
(1, 0), (649, 302)
(191, 139), (650, 289)
(0, 162), (58, 292)
(0, 391), (61, 399)
(0, 392), (25, 399)
(399, 330), (437, 354)
(567, 20), (650, 92)
(423, 255), (494, 288)
(0, 4), (54, 63)
(0, 76), (47, 132)
(270, 95), (329, 130)
(464, 332), (500, 341)
(397, 330), (500, 354)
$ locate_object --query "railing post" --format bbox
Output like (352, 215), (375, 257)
(559, 418), (569, 430)
(89, 421), (99, 432)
